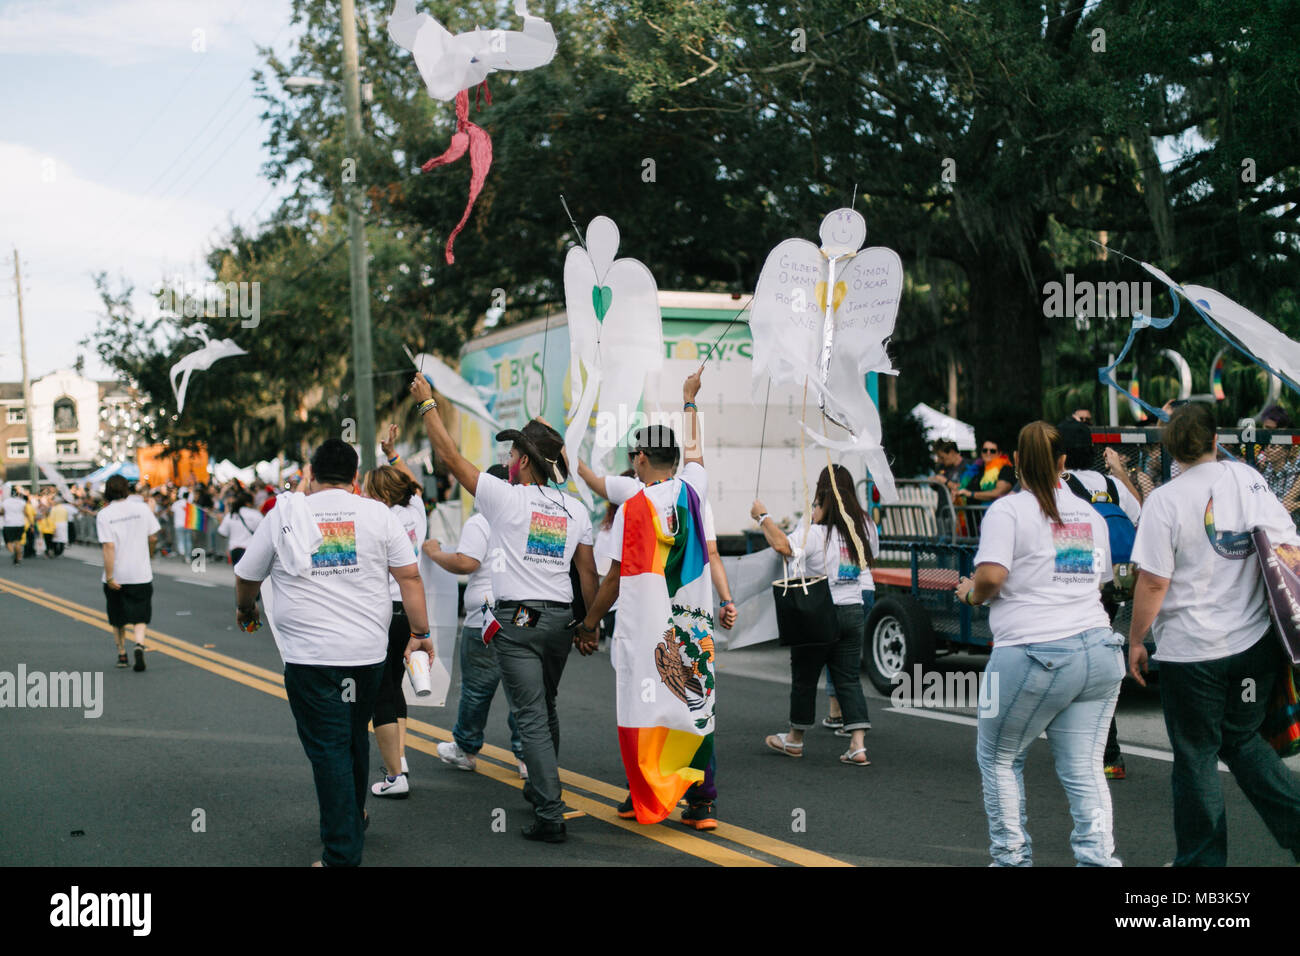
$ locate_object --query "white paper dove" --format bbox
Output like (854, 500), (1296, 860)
(405, 346), (503, 430)
(169, 328), (247, 415)
(388, 0), (557, 102)
(562, 216), (664, 505)
(750, 208), (903, 502)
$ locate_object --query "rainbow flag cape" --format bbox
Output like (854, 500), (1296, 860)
(613, 475), (715, 824)
(184, 501), (207, 532)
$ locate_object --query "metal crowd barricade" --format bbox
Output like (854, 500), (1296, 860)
(877, 478), (989, 546)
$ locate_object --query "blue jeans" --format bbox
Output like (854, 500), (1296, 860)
(174, 526), (191, 558)
(976, 627), (1124, 867)
(284, 662), (384, 867)
(825, 590), (875, 703)
(1159, 632), (1300, 866)
(453, 624), (522, 758)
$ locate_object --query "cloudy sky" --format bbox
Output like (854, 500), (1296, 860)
(0, 0), (300, 383)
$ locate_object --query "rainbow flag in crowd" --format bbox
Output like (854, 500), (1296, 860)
(184, 501), (207, 532)
(613, 476), (715, 824)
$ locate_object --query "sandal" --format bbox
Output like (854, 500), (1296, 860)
(765, 733), (804, 758)
(839, 748), (870, 766)
(821, 716), (844, 730)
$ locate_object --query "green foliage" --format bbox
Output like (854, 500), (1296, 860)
(880, 409), (933, 479)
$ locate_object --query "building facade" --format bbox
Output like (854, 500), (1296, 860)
(0, 370), (140, 482)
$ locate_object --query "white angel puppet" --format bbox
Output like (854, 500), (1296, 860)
(169, 328), (247, 414)
(750, 208), (903, 502)
(562, 216), (664, 507)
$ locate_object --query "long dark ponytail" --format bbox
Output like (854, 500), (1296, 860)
(814, 464), (874, 569)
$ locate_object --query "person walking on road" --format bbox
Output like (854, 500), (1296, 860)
(217, 492), (262, 567)
(1128, 402), (1300, 866)
(363, 431), (429, 799)
(408, 376), (598, 844)
(96, 474), (161, 671)
(752, 464), (876, 766)
(957, 421), (1124, 867)
(425, 464), (528, 781)
(3, 489), (27, 565)
(234, 440), (431, 867)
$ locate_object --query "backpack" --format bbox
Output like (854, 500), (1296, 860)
(1064, 473), (1135, 564)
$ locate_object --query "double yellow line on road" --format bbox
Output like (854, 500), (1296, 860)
(0, 576), (851, 867)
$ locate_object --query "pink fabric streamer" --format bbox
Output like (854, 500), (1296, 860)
(421, 84), (493, 264)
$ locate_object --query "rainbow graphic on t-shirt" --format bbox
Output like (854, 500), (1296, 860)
(1053, 522), (1095, 575)
(525, 512), (567, 559)
(312, 521), (358, 569)
(836, 543), (861, 584)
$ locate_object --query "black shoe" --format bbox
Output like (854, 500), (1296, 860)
(617, 795), (636, 819)
(133, 647), (146, 672)
(521, 820), (566, 843)
(681, 801), (718, 831)
(116, 653), (129, 668)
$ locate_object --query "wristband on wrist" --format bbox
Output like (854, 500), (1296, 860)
(417, 399), (438, 416)
(683, 401), (698, 411)
(755, 513), (769, 525)
(387, 453), (400, 465)
(410, 631), (430, 640)
(720, 600), (734, 609)
(964, 589), (978, 607)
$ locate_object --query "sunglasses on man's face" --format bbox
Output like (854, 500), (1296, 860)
(981, 446), (998, 454)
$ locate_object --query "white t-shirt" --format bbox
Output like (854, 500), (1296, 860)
(386, 496), (426, 601)
(457, 512), (493, 629)
(170, 499), (187, 527)
(1131, 460), (1299, 663)
(96, 499), (161, 585)
(2, 497), (26, 527)
(218, 507), (263, 552)
(791, 519), (879, 605)
(1067, 469), (1141, 526)
(234, 489), (416, 666)
(974, 486), (1113, 647)
(473, 473), (593, 604)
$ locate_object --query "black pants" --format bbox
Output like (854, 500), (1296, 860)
(789, 604), (871, 730)
(372, 604), (409, 728)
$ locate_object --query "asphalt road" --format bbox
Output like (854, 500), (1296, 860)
(1, 544), (1296, 867)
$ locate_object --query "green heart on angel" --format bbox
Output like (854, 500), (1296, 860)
(592, 284), (613, 321)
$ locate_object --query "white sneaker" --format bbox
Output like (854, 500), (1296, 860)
(517, 760), (529, 781)
(437, 741), (476, 771)
(371, 774), (409, 798)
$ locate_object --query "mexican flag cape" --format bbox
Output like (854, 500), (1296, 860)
(614, 478), (716, 824)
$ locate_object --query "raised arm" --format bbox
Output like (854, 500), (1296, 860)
(410, 375), (480, 496)
(577, 460), (610, 501)
(380, 423), (420, 484)
(683, 368), (703, 467)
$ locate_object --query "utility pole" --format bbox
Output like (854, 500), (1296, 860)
(341, 0), (376, 473)
(13, 249), (39, 493)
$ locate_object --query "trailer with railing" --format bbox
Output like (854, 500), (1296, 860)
(862, 425), (1300, 693)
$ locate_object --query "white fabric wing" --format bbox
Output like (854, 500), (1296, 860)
(388, 0), (557, 102)
(562, 216), (663, 506)
(749, 237), (826, 399)
(1181, 285), (1300, 390)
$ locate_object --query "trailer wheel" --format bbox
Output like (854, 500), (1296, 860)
(865, 596), (936, 694)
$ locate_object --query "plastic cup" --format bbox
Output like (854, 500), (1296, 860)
(406, 650), (433, 697)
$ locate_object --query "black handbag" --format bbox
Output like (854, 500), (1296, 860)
(772, 572), (838, 647)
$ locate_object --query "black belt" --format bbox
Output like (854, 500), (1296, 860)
(495, 599), (570, 610)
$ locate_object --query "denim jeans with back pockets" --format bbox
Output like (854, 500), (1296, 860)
(976, 626), (1124, 867)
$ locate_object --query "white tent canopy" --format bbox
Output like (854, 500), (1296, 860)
(910, 403), (976, 451)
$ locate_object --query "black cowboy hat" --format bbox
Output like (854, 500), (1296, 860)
(496, 419), (568, 484)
